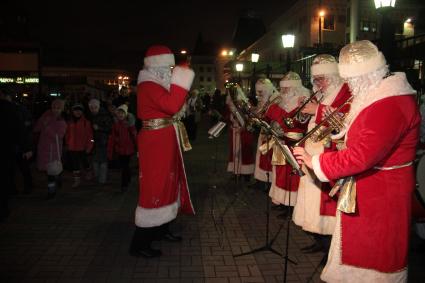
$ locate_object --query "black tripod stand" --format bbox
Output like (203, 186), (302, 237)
(282, 168), (297, 282)
(220, 127), (251, 220)
(206, 122), (227, 246)
(233, 131), (283, 258)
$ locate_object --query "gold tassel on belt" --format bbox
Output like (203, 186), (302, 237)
(258, 137), (286, 166)
(329, 176), (357, 213)
(176, 121), (192, 152)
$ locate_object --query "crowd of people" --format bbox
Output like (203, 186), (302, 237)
(1, 40), (424, 282)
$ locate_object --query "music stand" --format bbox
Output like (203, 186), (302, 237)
(219, 126), (252, 220)
(233, 131), (283, 258)
(207, 121), (227, 246)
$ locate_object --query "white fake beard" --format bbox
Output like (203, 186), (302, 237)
(345, 66), (388, 125)
(312, 75), (344, 104)
(146, 66), (172, 90)
(279, 87), (309, 112)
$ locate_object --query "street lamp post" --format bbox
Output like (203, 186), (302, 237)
(235, 63), (244, 85)
(250, 53), (259, 98)
(374, 0), (396, 69)
(318, 10), (325, 47)
(282, 34), (295, 72)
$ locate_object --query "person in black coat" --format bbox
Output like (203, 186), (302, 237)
(0, 88), (32, 221)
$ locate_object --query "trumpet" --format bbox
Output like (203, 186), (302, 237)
(283, 88), (321, 128)
(294, 96), (353, 146)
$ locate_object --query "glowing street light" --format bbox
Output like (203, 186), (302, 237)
(235, 63), (244, 72)
(318, 10), (325, 46)
(235, 63), (244, 83)
(374, 0), (396, 9)
(282, 34), (295, 48)
(251, 53), (259, 63)
(282, 34), (295, 71)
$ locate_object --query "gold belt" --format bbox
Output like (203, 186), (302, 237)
(374, 161), (413, 170)
(142, 118), (174, 130)
(142, 118), (192, 152)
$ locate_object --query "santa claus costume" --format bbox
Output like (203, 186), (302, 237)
(130, 45), (195, 258)
(225, 89), (255, 176)
(265, 72), (309, 209)
(253, 78), (280, 184)
(292, 54), (352, 253)
(306, 40), (420, 283)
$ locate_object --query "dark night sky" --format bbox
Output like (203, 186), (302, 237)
(5, 0), (296, 72)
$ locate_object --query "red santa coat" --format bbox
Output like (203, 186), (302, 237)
(315, 73), (420, 275)
(265, 104), (307, 205)
(225, 103), (255, 175)
(254, 96), (279, 182)
(136, 66), (195, 228)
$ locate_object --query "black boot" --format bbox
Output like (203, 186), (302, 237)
(158, 222), (182, 242)
(129, 227), (162, 258)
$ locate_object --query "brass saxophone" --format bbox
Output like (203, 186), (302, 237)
(295, 96), (353, 146)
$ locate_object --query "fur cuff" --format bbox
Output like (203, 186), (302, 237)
(171, 66), (195, 91)
(312, 154), (329, 182)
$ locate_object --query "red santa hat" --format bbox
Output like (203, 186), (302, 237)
(144, 45), (175, 68)
(338, 40), (387, 78)
(311, 54), (339, 76)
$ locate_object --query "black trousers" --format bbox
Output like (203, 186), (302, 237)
(68, 150), (89, 172)
(119, 155), (131, 187)
(0, 161), (14, 220)
(130, 222), (171, 251)
(11, 153), (32, 193)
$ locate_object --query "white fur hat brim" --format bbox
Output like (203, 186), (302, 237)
(280, 80), (302, 88)
(144, 54), (175, 68)
(338, 52), (386, 78)
(311, 62), (339, 76)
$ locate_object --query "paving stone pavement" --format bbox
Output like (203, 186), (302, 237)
(1, 118), (424, 282)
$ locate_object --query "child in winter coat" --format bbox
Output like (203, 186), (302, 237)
(110, 104), (137, 192)
(33, 99), (67, 199)
(65, 103), (94, 188)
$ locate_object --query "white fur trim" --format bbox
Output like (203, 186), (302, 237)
(280, 80), (302, 88)
(135, 203), (178, 227)
(311, 63), (339, 76)
(312, 154), (329, 182)
(144, 53), (175, 67)
(171, 66), (195, 91)
(338, 52), (386, 78)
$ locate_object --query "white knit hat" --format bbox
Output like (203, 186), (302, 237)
(144, 45), (175, 68)
(116, 104), (128, 115)
(280, 71), (302, 88)
(338, 40), (387, 79)
(311, 54), (339, 76)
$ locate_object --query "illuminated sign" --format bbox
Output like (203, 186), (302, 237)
(0, 77), (39, 84)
